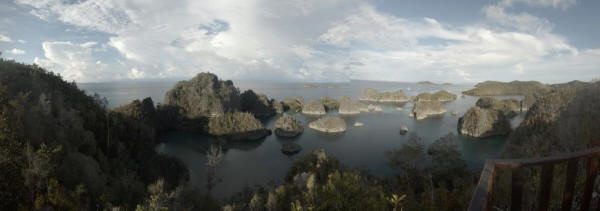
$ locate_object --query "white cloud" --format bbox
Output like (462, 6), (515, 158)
(34, 41), (112, 82)
(17, 39), (26, 43)
(0, 33), (12, 42)
(7, 48), (26, 55)
(127, 68), (145, 79)
(498, 0), (578, 9)
(484, 5), (553, 33)
(14, 0), (599, 83)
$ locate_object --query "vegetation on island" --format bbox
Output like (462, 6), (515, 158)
(0, 59), (195, 210)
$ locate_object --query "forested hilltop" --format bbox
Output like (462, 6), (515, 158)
(0, 59), (217, 210)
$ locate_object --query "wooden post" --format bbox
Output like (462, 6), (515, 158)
(538, 164), (554, 211)
(581, 158), (598, 211)
(561, 160), (577, 211)
(511, 168), (524, 211)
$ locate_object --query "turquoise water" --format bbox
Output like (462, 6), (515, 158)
(79, 80), (520, 199)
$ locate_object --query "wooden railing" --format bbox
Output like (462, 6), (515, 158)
(468, 147), (600, 211)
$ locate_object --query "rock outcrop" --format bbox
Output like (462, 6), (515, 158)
(410, 101), (447, 120)
(456, 97), (522, 138)
(272, 100), (284, 113)
(208, 112), (271, 141)
(353, 122), (364, 127)
(164, 72), (241, 118)
(282, 97), (303, 112)
(413, 90), (457, 102)
(338, 98), (362, 115)
(319, 97), (339, 111)
(399, 124), (408, 135)
(475, 97), (522, 118)
(240, 90), (277, 117)
(281, 143), (302, 154)
(462, 80), (551, 96)
(302, 100), (326, 115)
(274, 116), (304, 137)
(358, 88), (410, 102)
(308, 117), (347, 133)
(457, 107), (511, 138)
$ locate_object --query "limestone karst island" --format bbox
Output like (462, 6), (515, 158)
(1, 0), (600, 210)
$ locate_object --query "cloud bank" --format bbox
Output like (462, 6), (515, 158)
(14, 0), (599, 83)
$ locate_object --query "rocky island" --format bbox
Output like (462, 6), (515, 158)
(338, 97), (363, 115)
(410, 101), (447, 120)
(358, 88), (410, 102)
(302, 100), (327, 115)
(208, 112), (272, 141)
(309, 117), (347, 133)
(456, 97), (524, 138)
(274, 116), (304, 137)
(457, 106), (511, 138)
(413, 90), (457, 102)
(164, 72), (241, 118)
(462, 80), (550, 96)
(163, 72), (278, 140)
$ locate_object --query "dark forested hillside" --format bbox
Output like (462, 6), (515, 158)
(0, 59), (191, 210)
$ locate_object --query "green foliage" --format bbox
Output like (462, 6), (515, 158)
(386, 133), (477, 210)
(0, 59), (190, 210)
(208, 112), (266, 135)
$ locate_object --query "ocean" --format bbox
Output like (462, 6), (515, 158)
(78, 80), (522, 199)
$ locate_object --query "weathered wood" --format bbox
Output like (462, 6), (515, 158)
(537, 164), (554, 211)
(561, 160), (577, 211)
(511, 168), (525, 211)
(469, 146), (600, 211)
(492, 147), (600, 169)
(582, 158), (598, 211)
(468, 162), (496, 211)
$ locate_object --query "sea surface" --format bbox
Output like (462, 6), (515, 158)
(78, 80), (524, 199)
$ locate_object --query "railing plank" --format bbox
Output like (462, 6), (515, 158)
(511, 168), (525, 211)
(538, 164), (554, 211)
(561, 160), (577, 211)
(582, 157), (598, 211)
(493, 147), (600, 169)
(469, 146), (600, 211)
(468, 162), (496, 211)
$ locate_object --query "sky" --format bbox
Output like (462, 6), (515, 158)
(0, 0), (599, 83)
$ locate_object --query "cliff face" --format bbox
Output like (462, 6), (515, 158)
(458, 106), (511, 138)
(164, 72), (241, 118)
(338, 98), (362, 115)
(240, 90), (277, 117)
(502, 82), (600, 158)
